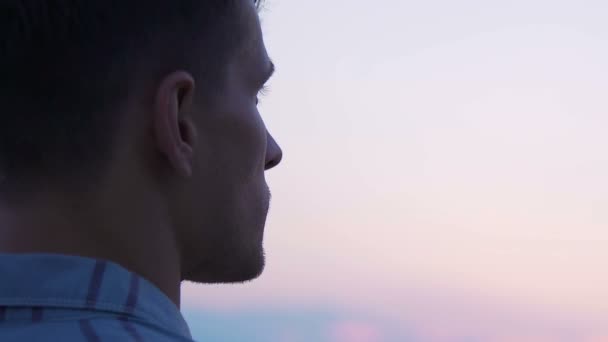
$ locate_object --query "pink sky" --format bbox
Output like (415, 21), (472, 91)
(184, 0), (608, 340)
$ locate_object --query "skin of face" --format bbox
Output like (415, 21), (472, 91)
(157, 1), (283, 284)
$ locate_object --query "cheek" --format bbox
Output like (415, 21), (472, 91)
(207, 108), (267, 178)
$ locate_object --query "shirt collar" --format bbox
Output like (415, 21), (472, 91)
(0, 253), (191, 339)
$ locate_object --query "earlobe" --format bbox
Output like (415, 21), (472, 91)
(152, 71), (197, 178)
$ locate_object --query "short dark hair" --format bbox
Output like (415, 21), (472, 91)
(0, 0), (260, 194)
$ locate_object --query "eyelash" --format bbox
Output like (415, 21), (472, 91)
(258, 85), (270, 98)
(256, 85), (270, 106)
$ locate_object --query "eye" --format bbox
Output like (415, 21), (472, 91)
(259, 84), (270, 97)
(256, 84), (271, 105)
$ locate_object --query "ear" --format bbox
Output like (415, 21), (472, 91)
(153, 71), (198, 178)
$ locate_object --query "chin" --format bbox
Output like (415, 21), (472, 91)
(183, 246), (266, 284)
(183, 185), (271, 284)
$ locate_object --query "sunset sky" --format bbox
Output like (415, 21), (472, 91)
(182, 0), (608, 340)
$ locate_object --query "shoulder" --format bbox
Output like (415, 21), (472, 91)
(0, 316), (195, 342)
(83, 316), (196, 341)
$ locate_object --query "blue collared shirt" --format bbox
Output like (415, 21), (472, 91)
(0, 253), (193, 341)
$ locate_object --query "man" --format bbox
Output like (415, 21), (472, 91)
(0, 0), (282, 340)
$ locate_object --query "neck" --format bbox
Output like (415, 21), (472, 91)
(0, 187), (183, 308)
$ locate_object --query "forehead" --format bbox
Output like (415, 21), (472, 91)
(233, 2), (270, 72)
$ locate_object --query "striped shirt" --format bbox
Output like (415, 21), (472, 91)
(0, 253), (193, 341)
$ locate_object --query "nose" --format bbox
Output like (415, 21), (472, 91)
(265, 131), (283, 170)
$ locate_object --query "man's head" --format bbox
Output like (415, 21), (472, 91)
(0, 0), (282, 284)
